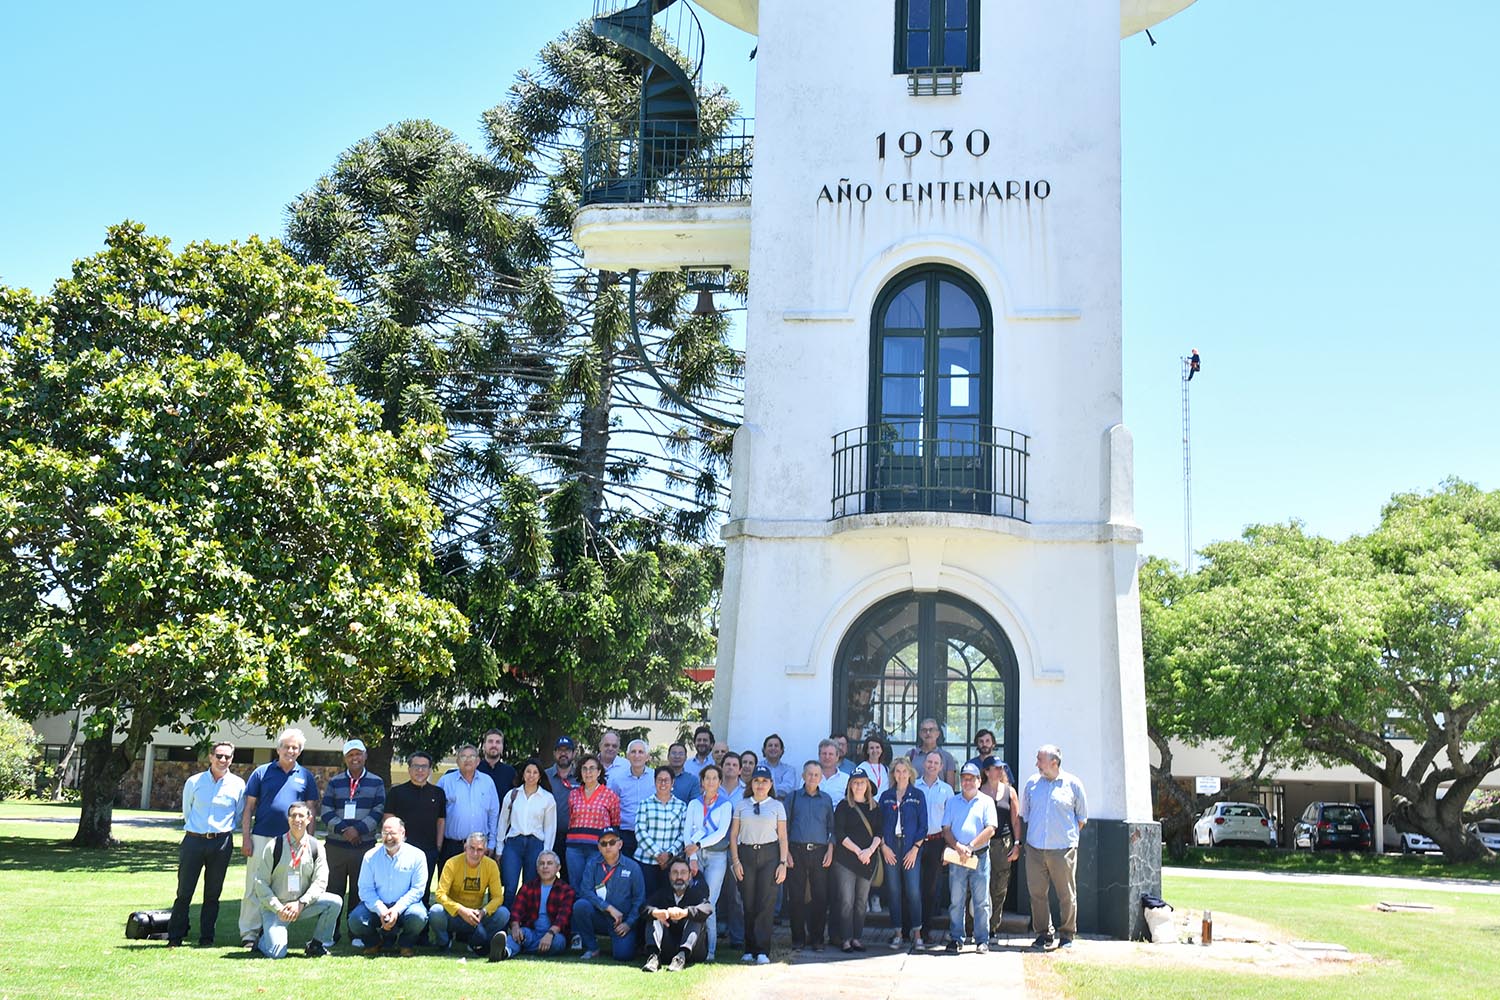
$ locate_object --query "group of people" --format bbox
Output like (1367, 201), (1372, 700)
(168, 720), (1089, 969)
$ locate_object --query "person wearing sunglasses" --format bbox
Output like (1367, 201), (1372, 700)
(167, 741), (245, 947)
(729, 764), (788, 965)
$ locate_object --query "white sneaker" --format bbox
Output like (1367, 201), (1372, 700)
(570, 934), (582, 951)
(741, 952), (755, 963)
(755, 953), (770, 965)
(350, 938), (365, 949)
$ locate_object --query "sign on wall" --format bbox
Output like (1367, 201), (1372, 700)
(816, 128), (1051, 206)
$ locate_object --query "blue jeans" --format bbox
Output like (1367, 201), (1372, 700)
(256, 893), (342, 958)
(503, 925), (569, 957)
(566, 846), (597, 896)
(695, 849), (728, 958)
(947, 851), (992, 944)
(427, 904), (509, 951)
(571, 900), (638, 960)
(501, 835), (545, 909)
(885, 851), (923, 935)
(348, 900), (427, 948)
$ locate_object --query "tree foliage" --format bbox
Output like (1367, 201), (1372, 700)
(1146, 481), (1500, 861)
(286, 20), (739, 759)
(0, 708), (40, 800)
(0, 224), (467, 844)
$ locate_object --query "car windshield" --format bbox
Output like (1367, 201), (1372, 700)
(1223, 805), (1265, 818)
(1477, 820), (1500, 834)
(1323, 806), (1363, 823)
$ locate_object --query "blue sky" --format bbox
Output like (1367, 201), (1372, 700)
(2, 1), (1495, 563)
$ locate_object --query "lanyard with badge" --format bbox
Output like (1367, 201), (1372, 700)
(344, 772), (361, 821)
(595, 862), (617, 901)
(285, 836), (305, 894)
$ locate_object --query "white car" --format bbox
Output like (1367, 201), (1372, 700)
(1382, 823), (1440, 854)
(1469, 820), (1500, 851)
(1193, 802), (1275, 848)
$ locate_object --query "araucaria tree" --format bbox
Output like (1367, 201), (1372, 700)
(0, 224), (467, 846)
(287, 20), (741, 756)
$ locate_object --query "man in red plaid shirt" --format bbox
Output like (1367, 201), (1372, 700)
(500, 851), (575, 958)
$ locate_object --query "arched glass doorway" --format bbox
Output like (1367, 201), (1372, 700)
(833, 591), (1018, 769)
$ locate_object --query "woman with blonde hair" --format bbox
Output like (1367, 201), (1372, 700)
(878, 755), (927, 949)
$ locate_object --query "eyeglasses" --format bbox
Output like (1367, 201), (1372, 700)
(211, 753), (232, 761)
(409, 763), (431, 770)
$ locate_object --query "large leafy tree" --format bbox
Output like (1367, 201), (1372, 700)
(0, 224), (467, 845)
(286, 20), (738, 760)
(1148, 483), (1500, 862)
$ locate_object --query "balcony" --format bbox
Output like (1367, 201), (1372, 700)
(831, 421), (1029, 522)
(573, 117), (754, 272)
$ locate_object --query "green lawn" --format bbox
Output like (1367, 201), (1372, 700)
(1052, 874), (1500, 1000)
(1171, 845), (1500, 881)
(0, 802), (732, 1000)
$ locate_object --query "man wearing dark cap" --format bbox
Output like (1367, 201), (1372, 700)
(571, 826), (645, 961)
(545, 737), (578, 874)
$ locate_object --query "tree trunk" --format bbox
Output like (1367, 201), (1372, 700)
(71, 733), (133, 848)
(51, 709), (82, 801)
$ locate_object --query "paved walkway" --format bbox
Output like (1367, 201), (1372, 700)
(1165, 865), (1500, 895)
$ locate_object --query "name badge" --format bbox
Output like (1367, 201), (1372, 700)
(344, 802), (357, 821)
(286, 872), (301, 894)
(595, 884), (608, 901)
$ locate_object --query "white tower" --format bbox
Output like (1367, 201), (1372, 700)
(575, 0), (1199, 939)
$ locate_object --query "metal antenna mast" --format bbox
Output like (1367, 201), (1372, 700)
(1181, 356), (1193, 572)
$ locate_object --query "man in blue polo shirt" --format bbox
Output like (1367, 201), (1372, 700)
(941, 762), (997, 954)
(238, 728), (320, 948)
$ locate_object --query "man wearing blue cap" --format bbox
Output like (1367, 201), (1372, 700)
(941, 761), (998, 953)
(571, 826), (645, 960)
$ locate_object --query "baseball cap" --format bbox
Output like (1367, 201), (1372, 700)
(751, 764), (774, 782)
(982, 755), (1006, 771)
(959, 761), (982, 778)
(555, 736), (575, 748)
(342, 739), (367, 755)
(598, 825), (622, 843)
(851, 765), (872, 780)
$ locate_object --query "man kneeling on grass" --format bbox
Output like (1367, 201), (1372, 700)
(248, 802), (342, 958)
(571, 826), (645, 961)
(640, 856), (713, 973)
(500, 851), (576, 958)
(429, 832), (510, 960)
(349, 816), (429, 956)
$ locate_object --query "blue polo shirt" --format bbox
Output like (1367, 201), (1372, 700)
(942, 790), (998, 848)
(245, 761), (320, 838)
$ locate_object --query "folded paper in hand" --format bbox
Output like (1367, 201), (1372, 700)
(942, 847), (978, 869)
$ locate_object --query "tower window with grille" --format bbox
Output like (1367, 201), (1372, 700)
(895, 0), (980, 74)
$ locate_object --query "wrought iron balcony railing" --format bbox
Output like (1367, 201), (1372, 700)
(581, 116), (754, 206)
(832, 421), (1030, 522)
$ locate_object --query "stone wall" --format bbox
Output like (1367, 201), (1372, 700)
(118, 761), (344, 811)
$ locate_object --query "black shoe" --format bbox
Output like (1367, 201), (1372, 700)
(167, 940), (182, 949)
(641, 954), (660, 973)
(945, 939), (960, 953)
(1031, 934), (1054, 951)
(1058, 935), (1074, 949)
(305, 940), (328, 958)
(488, 935), (509, 962)
(667, 950), (688, 972)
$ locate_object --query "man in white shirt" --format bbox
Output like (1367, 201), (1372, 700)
(914, 749), (954, 945)
(598, 730), (630, 787)
(816, 739), (849, 802)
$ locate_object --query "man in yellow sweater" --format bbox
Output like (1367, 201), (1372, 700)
(428, 832), (511, 960)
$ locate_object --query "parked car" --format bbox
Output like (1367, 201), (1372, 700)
(1292, 802), (1373, 851)
(1193, 801), (1275, 847)
(1382, 822), (1440, 854)
(1468, 819), (1500, 852)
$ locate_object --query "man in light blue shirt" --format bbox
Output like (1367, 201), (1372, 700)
(350, 815), (429, 955)
(913, 749), (953, 940)
(612, 739), (655, 858)
(168, 741), (245, 946)
(941, 762), (998, 952)
(1019, 744), (1088, 951)
(437, 745), (499, 873)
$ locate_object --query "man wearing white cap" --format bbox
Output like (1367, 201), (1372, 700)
(320, 738), (386, 940)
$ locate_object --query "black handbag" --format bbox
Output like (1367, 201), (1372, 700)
(125, 909), (172, 940)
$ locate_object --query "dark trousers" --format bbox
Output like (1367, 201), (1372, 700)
(918, 837), (948, 931)
(325, 842), (366, 939)
(786, 842), (828, 946)
(439, 837), (466, 874)
(644, 916), (709, 964)
(168, 833), (232, 944)
(620, 829), (638, 858)
(414, 844), (439, 908)
(738, 843), (780, 956)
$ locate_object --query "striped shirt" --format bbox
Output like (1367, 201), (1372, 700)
(633, 794), (687, 864)
(320, 769), (385, 848)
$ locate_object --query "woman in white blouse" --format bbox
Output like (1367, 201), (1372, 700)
(683, 764), (733, 961)
(497, 759), (555, 909)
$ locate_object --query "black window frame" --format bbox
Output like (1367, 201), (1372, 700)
(894, 0), (981, 74)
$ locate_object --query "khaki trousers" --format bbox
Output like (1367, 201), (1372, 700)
(237, 833), (274, 942)
(1024, 846), (1077, 937)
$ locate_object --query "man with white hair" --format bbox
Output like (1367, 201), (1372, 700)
(1019, 744), (1088, 951)
(237, 727), (321, 948)
(429, 832), (510, 959)
(612, 738), (655, 859)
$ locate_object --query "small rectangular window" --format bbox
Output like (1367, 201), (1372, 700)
(896, 0), (978, 73)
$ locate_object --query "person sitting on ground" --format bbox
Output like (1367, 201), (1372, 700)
(429, 832), (511, 961)
(349, 815), (429, 956)
(571, 826), (646, 961)
(248, 801), (342, 959)
(501, 851), (575, 958)
(640, 856), (714, 973)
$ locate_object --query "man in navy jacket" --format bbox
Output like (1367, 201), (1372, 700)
(570, 826), (645, 960)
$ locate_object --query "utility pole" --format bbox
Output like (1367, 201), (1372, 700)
(1181, 355), (1193, 573)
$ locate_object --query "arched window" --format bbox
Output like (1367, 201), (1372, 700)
(833, 591), (1018, 777)
(895, 0), (980, 73)
(869, 265), (991, 513)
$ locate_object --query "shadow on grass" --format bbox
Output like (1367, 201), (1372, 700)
(0, 834), (180, 873)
